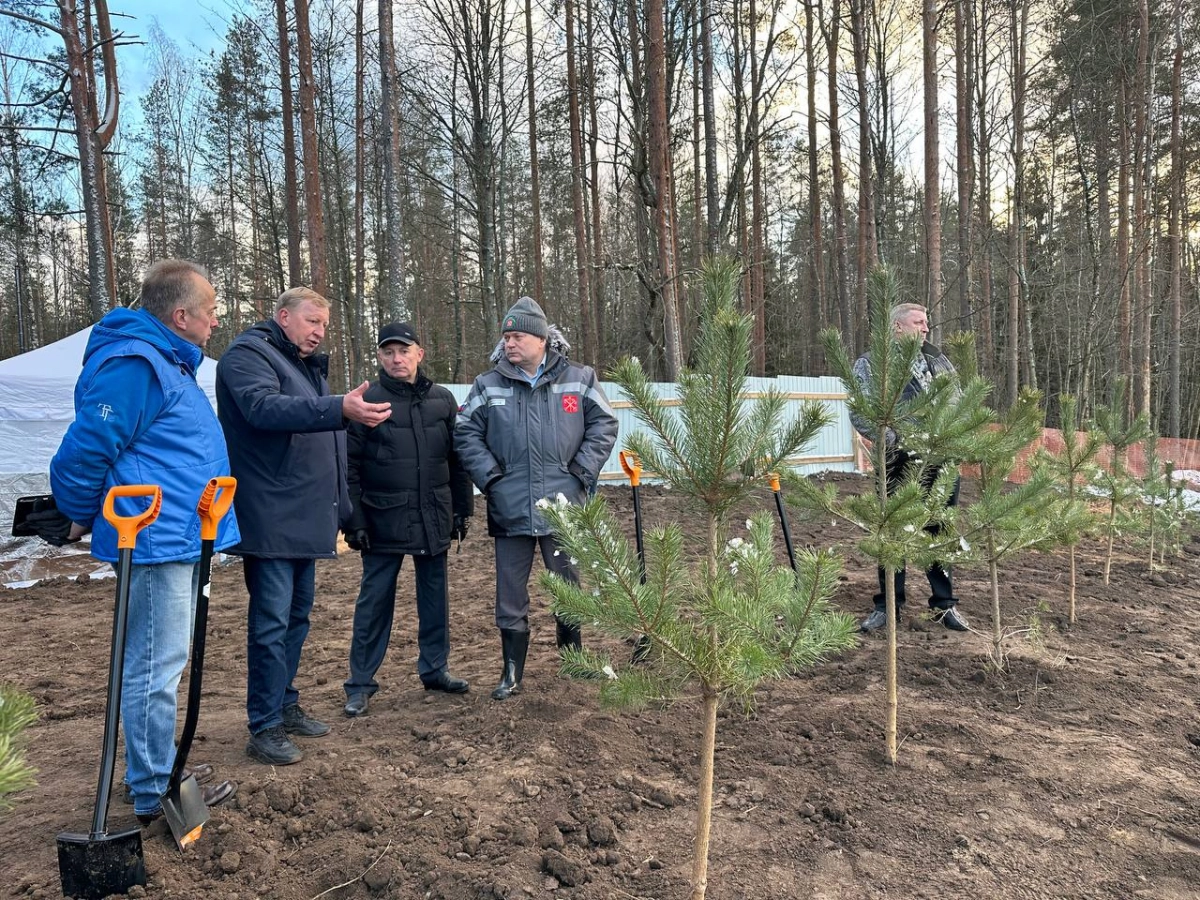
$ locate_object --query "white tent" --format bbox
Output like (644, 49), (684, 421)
(0, 327), (219, 583)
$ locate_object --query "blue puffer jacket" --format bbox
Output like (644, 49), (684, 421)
(50, 308), (241, 564)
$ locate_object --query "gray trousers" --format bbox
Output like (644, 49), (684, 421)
(494, 535), (578, 631)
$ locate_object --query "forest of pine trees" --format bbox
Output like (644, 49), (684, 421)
(1, 0), (1199, 434)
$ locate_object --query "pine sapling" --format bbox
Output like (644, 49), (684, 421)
(1091, 380), (1152, 584)
(793, 266), (973, 764)
(0, 683), (36, 812)
(539, 258), (858, 900)
(951, 390), (1082, 669)
(1036, 394), (1102, 625)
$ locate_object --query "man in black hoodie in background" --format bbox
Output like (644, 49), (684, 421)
(341, 323), (474, 718)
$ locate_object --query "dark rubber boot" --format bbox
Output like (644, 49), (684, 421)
(555, 616), (582, 651)
(491, 629), (530, 700)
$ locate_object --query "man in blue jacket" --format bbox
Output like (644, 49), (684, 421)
(50, 259), (240, 824)
(217, 287), (390, 766)
(457, 297), (618, 700)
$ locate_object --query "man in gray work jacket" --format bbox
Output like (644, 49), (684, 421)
(456, 297), (618, 700)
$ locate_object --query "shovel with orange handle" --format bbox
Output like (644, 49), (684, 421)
(57, 485), (161, 900)
(160, 477), (237, 851)
(619, 451), (653, 663)
(768, 472), (798, 572)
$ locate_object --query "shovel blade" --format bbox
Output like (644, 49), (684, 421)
(161, 774), (209, 851)
(57, 827), (146, 900)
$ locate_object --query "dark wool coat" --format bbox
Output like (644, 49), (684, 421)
(344, 369), (474, 556)
(216, 319), (350, 558)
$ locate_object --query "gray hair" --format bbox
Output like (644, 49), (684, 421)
(139, 259), (210, 324)
(890, 303), (927, 327)
(276, 286), (330, 315)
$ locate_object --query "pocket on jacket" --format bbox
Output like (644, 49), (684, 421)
(361, 490), (415, 545)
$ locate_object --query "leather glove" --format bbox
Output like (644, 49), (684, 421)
(345, 528), (371, 552)
(452, 516), (470, 543)
(25, 508), (76, 546)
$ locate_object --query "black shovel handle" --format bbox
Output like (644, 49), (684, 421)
(169, 477), (236, 788)
(619, 451), (646, 583)
(92, 485), (162, 837)
(768, 473), (798, 573)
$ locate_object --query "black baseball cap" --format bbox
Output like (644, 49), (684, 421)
(378, 322), (419, 347)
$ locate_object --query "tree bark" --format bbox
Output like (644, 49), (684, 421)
(566, 0), (596, 363)
(524, 0), (544, 306)
(849, 0), (876, 356)
(646, 0), (683, 377)
(922, 0), (942, 336)
(294, 0), (327, 296)
(275, 0), (302, 287)
(379, 0), (406, 319)
(954, 0), (974, 337)
(805, 0), (825, 370)
(57, 0), (111, 319)
(1167, 4), (1183, 437)
(825, 0), (852, 349)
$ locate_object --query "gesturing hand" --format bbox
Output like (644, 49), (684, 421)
(343, 381), (391, 427)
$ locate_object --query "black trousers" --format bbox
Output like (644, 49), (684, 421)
(344, 551), (450, 696)
(493, 535), (578, 631)
(872, 451), (960, 612)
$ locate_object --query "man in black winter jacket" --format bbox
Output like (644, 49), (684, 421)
(217, 287), (391, 766)
(341, 323), (475, 717)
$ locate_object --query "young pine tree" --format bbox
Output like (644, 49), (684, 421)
(1091, 379), (1152, 584)
(0, 683), (36, 813)
(1034, 395), (1102, 625)
(795, 266), (978, 764)
(949, 390), (1081, 669)
(537, 258), (857, 900)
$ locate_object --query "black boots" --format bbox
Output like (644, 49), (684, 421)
(491, 629), (530, 700)
(555, 616), (582, 651)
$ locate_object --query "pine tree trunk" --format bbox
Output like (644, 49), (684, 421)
(954, 0), (974, 335)
(294, 0), (327, 296)
(354, 0), (366, 376)
(1167, 7), (1183, 437)
(877, 438), (898, 765)
(688, 682), (719, 900)
(646, 0), (683, 377)
(700, 0), (719, 254)
(1068, 543), (1077, 625)
(379, 0), (405, 319)
(566, 0), (595, 363)
(922, 0), (942, 332)
(58, 0), (111, 318)
(1104, 501), (1116, 585)
(585, 0), (605, 361)
(524, 0), (544, 306)
(826, 0), (852, 348)
(989, 549), (1002, 670)
(275, 0), (302, 287)
(849, 0), (875, 356)
(805, 0), (825, 370)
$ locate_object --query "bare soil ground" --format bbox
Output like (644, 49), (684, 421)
(3, 474), (1200, 900)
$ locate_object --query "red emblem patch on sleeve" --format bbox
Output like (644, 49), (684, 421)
(562, 394), (579, 413)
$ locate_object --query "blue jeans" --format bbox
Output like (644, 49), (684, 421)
(244, 557), (315, 734)
(345, 552), (450, 697)
(122, 561), (199, 817)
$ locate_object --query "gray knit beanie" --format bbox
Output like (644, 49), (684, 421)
(501, 296), (549, 339)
